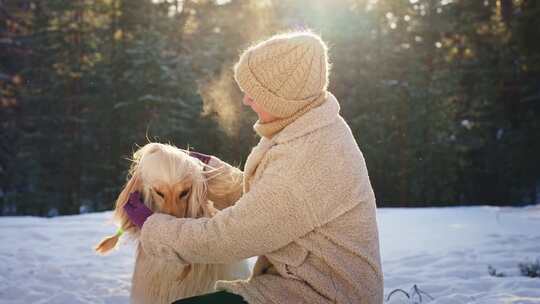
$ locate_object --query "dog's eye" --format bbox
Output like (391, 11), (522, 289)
(179, 189), (190, 199)
(154, 189), (164, 198)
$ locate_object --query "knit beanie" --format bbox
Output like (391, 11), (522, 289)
(234, 31), (330, 119)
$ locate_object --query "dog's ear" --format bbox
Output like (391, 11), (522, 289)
(95, 172), (142, 254)
(113, 171), (142, 228)
(204, 162), (243, 211)
(187, 174), (214, 218)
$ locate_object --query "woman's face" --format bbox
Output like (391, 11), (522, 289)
(242, 94), (277, 123)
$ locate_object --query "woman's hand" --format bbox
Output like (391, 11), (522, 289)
(123, 191), (153, 229)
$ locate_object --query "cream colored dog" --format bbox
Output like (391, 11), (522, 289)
(95, 142), (250, 304)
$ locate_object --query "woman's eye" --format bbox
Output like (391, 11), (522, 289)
(154, 190), (164, 198)
(179, 189), (190, 199)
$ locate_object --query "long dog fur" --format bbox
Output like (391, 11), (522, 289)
(95, 142), (249, 304)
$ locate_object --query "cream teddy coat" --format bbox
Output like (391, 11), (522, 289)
(140, 93), (384, 303)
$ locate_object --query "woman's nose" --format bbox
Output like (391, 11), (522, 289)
(242, 94), (252, 106)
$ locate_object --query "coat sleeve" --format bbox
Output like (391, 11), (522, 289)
(139, 166), (317, 264)
(205, 156), (244, 210)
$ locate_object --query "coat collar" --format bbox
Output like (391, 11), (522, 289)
(271, 91), (341, 144)
(242, 92), (340, 193)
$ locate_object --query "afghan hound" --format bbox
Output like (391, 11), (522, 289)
(95, 142), (249, 304)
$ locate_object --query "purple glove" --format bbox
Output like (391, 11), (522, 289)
(123, 191), (153, 229)
(188, 151), (212, 165)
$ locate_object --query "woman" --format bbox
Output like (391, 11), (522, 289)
(124, 31), (384, 304)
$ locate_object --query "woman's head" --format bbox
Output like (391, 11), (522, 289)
(234, 31), (330, 120)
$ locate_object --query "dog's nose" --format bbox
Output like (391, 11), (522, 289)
(161, 197), (187, 218)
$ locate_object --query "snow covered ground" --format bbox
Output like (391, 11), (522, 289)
(0, 206), (539, 304)
(379, 206), (540, 304)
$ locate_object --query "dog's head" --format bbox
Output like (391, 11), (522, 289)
(134, 143), (211, 217)
(96, 142), (213, 254)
